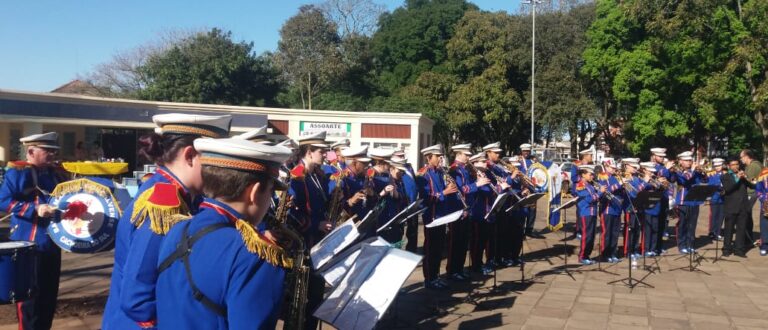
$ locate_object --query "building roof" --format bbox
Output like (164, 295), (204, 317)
(50, 80), (104, 97)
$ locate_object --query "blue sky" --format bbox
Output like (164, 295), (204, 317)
(0, 1), (525, 92)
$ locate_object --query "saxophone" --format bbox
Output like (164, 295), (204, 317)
(326, 171), (350, 227)
(443, 167), (468, 209)
(268, 190), (310, 330)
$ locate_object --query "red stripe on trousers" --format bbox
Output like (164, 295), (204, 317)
(580, 216), (587, 260)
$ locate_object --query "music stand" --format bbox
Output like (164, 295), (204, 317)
(607, 190), (660, 290)
(551, 197), (579, 280)
(506, 193), (546, 283)
(670, 185), (720, 274)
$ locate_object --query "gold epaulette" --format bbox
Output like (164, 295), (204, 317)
(290, 164), (305, 180)
(235, 219), (293, 269)
(417, 166), (428, 176)
(575, 181), (586, 191)
(7, 160), (31, 170)
(131, 183), (190, 234)
(597, 173), (608, 181)
(758, 168), (768, 181)
(51, 178), (123, 214)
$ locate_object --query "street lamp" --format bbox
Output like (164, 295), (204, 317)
(523, 0), (541, 151)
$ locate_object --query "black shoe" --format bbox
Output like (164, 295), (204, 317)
(722, 250), (732, 257)
(528, 232), (545, 239)
(735, 252), (747, 258)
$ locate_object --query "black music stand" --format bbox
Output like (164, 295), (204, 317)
(484, 193), (510, 293)
(607, 190), (660, 290)
(552, 197), (579, 280)
(670, 185), (720, 274)
(507, 193), (546, 284)
(640, 193), (663, 275)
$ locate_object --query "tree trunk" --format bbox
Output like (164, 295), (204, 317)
(307, 72), (313, 110)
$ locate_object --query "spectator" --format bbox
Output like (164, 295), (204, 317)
(740, 149), (763, 244)
(75, 141), (87, 161)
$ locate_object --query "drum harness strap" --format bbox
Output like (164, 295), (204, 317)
(158, 221), (230, 317)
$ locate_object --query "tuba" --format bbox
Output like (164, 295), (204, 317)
(267, 190), (310, 329)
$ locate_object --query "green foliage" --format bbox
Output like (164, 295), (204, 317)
(138, 28), (281, 106)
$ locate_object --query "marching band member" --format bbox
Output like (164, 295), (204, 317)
(756, 167), (768, 256)
(483, 142), (515, 267)
(329, 138), (350, 171)
(670, 151), (708, 254)
(154, 138), (292, 329)
(575, 165), (606, 265)
(380, 157), (410, 244)
(597, 159), (624, 263)
(468, 153), (497, 275)
(621, 158), (646, 259)
(337, 146), (371, 222)
(518, 144), (540, 238)
(640, 162), (663, 256)
(446, 144), (488, 281)
(287, 131), (332, 330)
(417, 144), (456, 289)
(368, 148), (396, 235)
(393, 148), (420, 253)
(0, 132), (69, 330)
(651, 148), (673, 239)
(506, 157), (529, 266)
(103, 114), (232, 329)
(707, 158), (726, 241)
(571, 146), (595, 238)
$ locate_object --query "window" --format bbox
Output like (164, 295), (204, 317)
(61, 132), (75, 157)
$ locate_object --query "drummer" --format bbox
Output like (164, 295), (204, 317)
(0, 132), (69, 330)
(103, 113), (232, 329)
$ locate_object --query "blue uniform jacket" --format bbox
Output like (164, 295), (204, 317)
(338, 168), (369, 221)
(401, 163), (418, 203)
(707, 171), (724, 204)
(0, 162), (67, 252)
(597, 174), (624, 216)
(672, 170), (707, 206)
(288, 161), (329, 247)
(757, 177), (767, 211)
(470, 168), (497, 221)
(654, 163), (673, 201)
(103, 166), (198, 329)
(575, 180), (602, 217)
(156, 199), (286, 329)
(416, 165), (453, 225)
(449, 162), (476, 213)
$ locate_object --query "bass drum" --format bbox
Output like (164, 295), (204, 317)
(0, 241), (37, 304)
(47, 178), (121, 253)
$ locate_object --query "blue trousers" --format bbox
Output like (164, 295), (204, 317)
(708, 203), (724, 236)
(676, 205), (700, 250)
(579, 215), (596, 260)
(600, 213), (621, 258)
(644, 214), (659, 253)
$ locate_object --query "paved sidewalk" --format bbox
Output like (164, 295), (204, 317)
(1, 203), (767, 329)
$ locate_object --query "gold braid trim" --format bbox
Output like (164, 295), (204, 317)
(161, 124), (222, 138)
(51, 178), (123, 215)
(234, 219), (293, 269)
(130, 187), (191, 234)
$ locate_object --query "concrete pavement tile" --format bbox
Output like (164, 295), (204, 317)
(611, 305), (649, 317)
(529, 307), (571, 319)
(687, 312), (731, 325)
(650, 309), (689, 321)
(535, 298), (574, 309)
(650, 317), (693, 329)
(730, 317), (768, 327)
(576, 296), (611, 305)
(608, 314), (649, 326)
(523, 315), (567, 328)
(572, 302), (611, 313)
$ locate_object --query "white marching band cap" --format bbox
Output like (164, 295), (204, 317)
(451, 143), (473, 155)
(152, 113), (232, 138)
(519, 143), (532, 151)
(421, 144), (444, 156)
(602, 158), (617, 168)
(579, 165), (596, 173)
(579, 145), (595, 155)
(298, 131), (329, 148)
(507, 156), (521, 166)
(388, 157), (408, 171)
(342, 146), (371, 163)
(640, 161), (657, 172)
(330, 138), (351, 150)
(650, 147), (667, 157)
(369, 148), (395, 161)
(234, 125), (269, 143)
(276, 139), (298, 150)
(482, 142), (503, 152)
(622, 158), (640, 168)
(712, 158), (725, 166)
(677, 151), (693, 161)
(469, 153), (487, 164)
(392, 147), (405, 157)
(20, 132), (60, 149)
(194, 138), (292, 190)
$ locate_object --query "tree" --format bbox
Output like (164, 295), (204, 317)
(83, 29), (199, 98)
(370, 0), (478, 93)
(138, 28), (282, 106)
(275, 5), (344, 109)
(320, 0), (386, 38)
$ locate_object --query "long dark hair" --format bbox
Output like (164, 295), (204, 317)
(138, 133), (197, 166)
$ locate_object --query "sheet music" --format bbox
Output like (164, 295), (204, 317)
(319, 237), (390, 287)
(376, 200), (420, 233)
(485, 193), (508, 220)
(425, 209), (464, 228)
(314, 245), (422, 330)
(310, 218), (359, 270)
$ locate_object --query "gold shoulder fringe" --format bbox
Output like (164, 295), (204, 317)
(51, 178), (123, 215)
(130, 186), (190, 234)
(235, 219), (293, 269)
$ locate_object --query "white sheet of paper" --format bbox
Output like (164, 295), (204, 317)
(425, 209), (464, 228)
(319, 237), (390, 287)
(485, 193), (508, 220)
(310, 218), (359, 270)
(314, 246), (422, 330)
